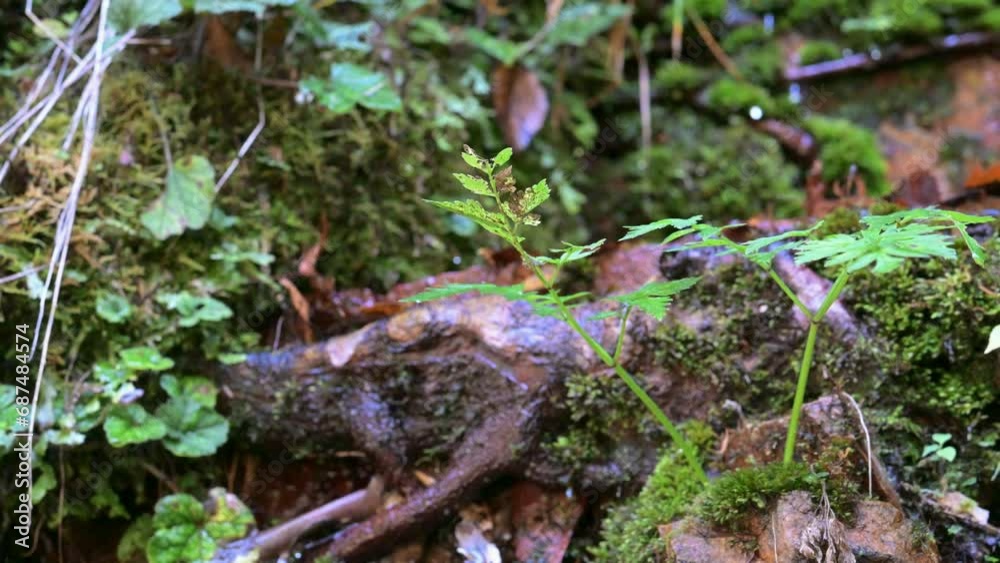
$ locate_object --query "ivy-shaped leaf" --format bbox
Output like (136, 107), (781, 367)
(156, 291), (233, 327)
(142, 156), (217, 240)
(109, 0), (183, 32)
(160, 375), (218, 408)
(301, 63), (402, 113)
(96, 292), (133, 324)
(156, 396), (230, 457)
(119, 347), (175, 372)
(148, 494), (217, 563)
(203, 488), (255, 540)
(146, 489), (255, 563)
(103, 404), (168, 447)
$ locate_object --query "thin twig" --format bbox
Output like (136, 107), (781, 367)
(840, 391), (873, 499)
(784, 31), (998, 82)
(686, 7), (743, 79)
(141, 461), (180, 493)
(634, 36), (651, 152)
(25, 0), (83, 64)
(0, 264), (46, 285)
(28, 1), (117, 510)
(213, 15), (266, 193)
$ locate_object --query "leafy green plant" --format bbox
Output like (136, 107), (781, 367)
(624, 208), (990, 464)
(922, 433), (957, 463)
(116, 488), (255, 563)
(94, 348), (230, 457)
(404, 146), (708, 482)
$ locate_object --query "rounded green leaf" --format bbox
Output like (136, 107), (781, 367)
(96, 292), (133, 323)
(120, 347), (175, 372)
(103, 404), (168, 447)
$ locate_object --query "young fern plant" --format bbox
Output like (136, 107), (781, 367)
(403, 146), (708, 483)
(624, 208), (991, 465)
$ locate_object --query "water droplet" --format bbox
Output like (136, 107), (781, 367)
(789, 83), (802, 104)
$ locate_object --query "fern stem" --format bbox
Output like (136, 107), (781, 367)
(516, 244), (708, 483)
(782, 268), (850, 464)
(613, 305), (632, 364)
(767, 268), (813, 322)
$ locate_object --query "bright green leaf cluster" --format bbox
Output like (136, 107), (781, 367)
(100, 349), (229, 457)
(146, 488), (255, 563)
(300, 63), (402, 114)
(796, 208), (991, 274)
(609, 277), (701, 321)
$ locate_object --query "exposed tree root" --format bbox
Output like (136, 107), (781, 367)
(220, 243), (880, 561)
(784, 31), (1000, 83)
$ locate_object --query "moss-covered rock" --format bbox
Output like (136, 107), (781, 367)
(706, 77), (779, 116)
(589, 423), (713, 562)
(805, 116), (891, 195)
(798, 40), (843, 65)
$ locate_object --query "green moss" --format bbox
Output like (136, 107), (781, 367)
(706, 77), (778, 117)
(871, 0), (944, 37)
(654, 61), (709, 94)
(799, 40), (843, 65)
(542, 372), (646, 472)
(737, 43), (783, 85)
(805, 116), (890, 195)
(590, 423), (713, 562)
(979, 7), (1000, 30)
(721, 24), (769, 52)
(785, 0), (868, 26)
(666, 0), (728, 20)
(932, 0), (993, 14)
(699, 462), (856, 531)
(625, 109), (802, 221)
(813, 207), (862, 238)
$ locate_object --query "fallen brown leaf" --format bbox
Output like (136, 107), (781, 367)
(492, 65), (549, 151)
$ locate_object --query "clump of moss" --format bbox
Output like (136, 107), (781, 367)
(979, 7), (1000, 30)
(813, 207), (862, 238)
(805, 116), (890, 195)
(699, 462), (856, 531)
(736, 43), (783, 85)
(589, 423), (714, 562)
(870, 0), (944, 37)
(666, 0), (727, 20)
(721, 24), (769, 52)
(785, 0), (868, 26)
(706, 77), (778, 116)
(932, 0), (993, 14)
(625, 109), (802, 221)
(799, 40), (843, 65)
(654, 61), (709, 95)
(542, 372), (646, 472)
